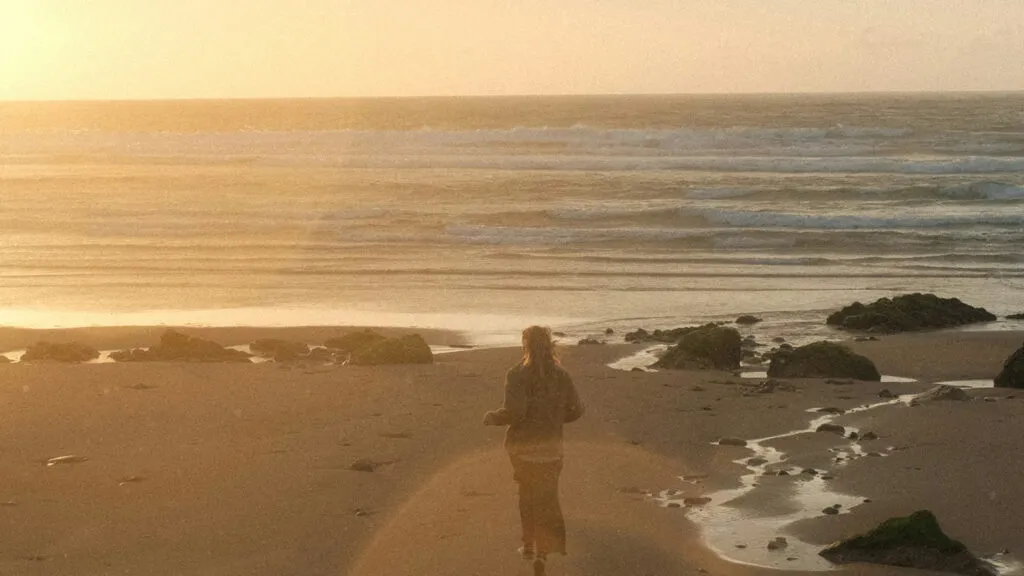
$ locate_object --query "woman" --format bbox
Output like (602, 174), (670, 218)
(484, 326), (584, 574)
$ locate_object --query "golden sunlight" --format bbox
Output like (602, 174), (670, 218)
(0, 2), (52, 99)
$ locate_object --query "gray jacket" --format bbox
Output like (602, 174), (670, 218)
(487, 362), (584, 461)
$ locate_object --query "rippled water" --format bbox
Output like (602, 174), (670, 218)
(2, 95), (1023, 337)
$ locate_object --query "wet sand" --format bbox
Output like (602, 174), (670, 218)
(0, 328), (1021, 575)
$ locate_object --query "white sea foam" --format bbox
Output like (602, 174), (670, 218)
(702, 209), (1024, 230)
(941, 181), (1024, 201)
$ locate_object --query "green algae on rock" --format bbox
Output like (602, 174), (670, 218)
(826, 293), (996, 333)
(652, 325), (742, 370)
(820, 510), (996, 576)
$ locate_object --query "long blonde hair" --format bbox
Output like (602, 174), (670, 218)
(521, 325), (559, 380)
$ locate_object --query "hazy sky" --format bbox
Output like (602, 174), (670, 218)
(2, 0), (1023, 100)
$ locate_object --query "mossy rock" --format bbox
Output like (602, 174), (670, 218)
(21, 342), (100, 363)
(820, 510), (995, 576)
(349, 334), (433, 366)
(995, 341), (1024, 389)
(112, 330), (251, 363)
(324, 330), (388, 354)
(768, 341), (880, 381)
(652, 325), (741, 370)
(1006, 312), (1024, 320)
(826, 293), (996, 333)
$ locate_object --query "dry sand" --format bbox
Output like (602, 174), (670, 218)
(0, 327), (1022, 575)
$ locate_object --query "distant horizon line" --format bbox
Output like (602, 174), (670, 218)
(4, 89), (1024, 104)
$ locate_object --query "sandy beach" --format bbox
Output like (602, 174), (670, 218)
(1, 327), (1022, 575)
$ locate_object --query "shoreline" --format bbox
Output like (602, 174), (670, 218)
(0, 328), (1022, 574)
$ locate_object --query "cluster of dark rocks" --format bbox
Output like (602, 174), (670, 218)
(627, 294), (1020, 384)
(8, 329), (433, 366)
(826, 293), (996, 333)
(251, 329), (432, 366)
(111, 330), (252, 363)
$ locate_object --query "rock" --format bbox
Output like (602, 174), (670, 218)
(917, 385), (970, 402)
(803, 468), (818, 476)
(878, 388), (897, 399)
(848, 431), (859, 440)
(112, 330), (251, 363)
(324, 330), (388, 354)
(626, 323), (721, 344)
(823, 505), (841, 515)
(250, 338), (309, 361)
(768, 341), (881, 381)
(826, 293), (996, 333)
(854, 335), (880, 342)
(861, 431), (879, 441)
(818, 406), (845, 415)
(652, 325), (742, 371)
(348, 334), (433, 366)
(995, 341), (1024, 389)
(552, 331), (567, 337)
(767, 537), (789, 550)
(577, 338), (605, 345)
(736, 315), (763, 325)
(604, 328), (615, 335)
(819, 510), (996, 576)
(684, 497), (712, 507)
(1006, 312), (1024, 320)
(747, 457), (768, 466)
(772, 337), (787, 343)
(349, 458), (378, 472)
(817, 423), (846, 435)
(631, 367), (644, 372)
(717, 437), (748, 447)
(21, 342), (99, 363)
(624, 328), (650, 342)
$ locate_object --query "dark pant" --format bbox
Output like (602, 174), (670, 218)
(511, 457), (566, 556)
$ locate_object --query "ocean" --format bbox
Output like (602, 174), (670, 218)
(2, 94), (1023, 344)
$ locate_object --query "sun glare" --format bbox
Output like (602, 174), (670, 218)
(0, 2), (49, 98)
